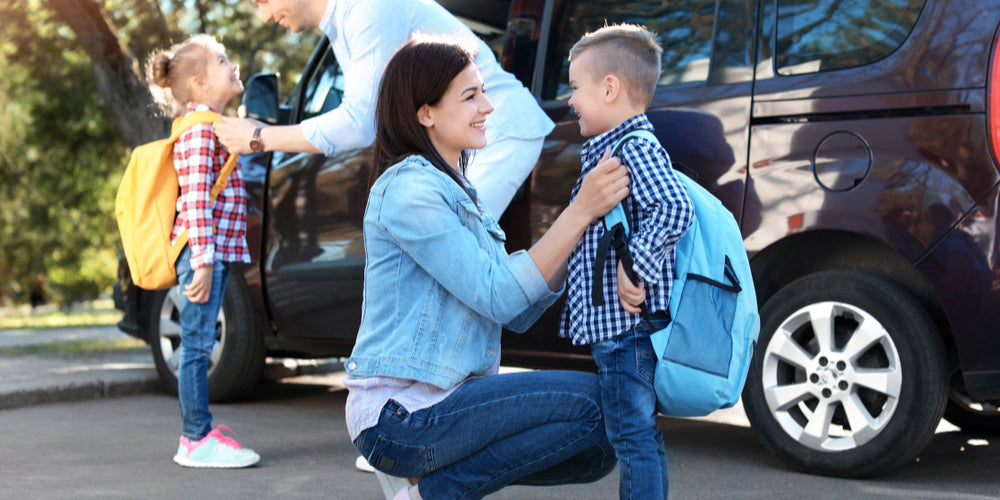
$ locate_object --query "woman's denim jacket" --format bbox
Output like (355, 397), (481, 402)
(345, 155), (562, 389)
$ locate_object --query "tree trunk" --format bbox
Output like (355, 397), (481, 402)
(44, 0), (169, 148)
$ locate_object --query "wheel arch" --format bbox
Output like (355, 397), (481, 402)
(749, 229), (952, 342)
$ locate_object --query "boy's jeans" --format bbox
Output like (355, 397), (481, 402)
(591, 319), (670, 499)
(353, 370), (617, 500)
(175, 245), (229, 441)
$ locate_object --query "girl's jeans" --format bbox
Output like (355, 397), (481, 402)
(590, 318), (670, 499)
(175, 245), (229, 441)
(353, 370), (616, 500)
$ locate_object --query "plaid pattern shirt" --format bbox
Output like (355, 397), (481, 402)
(559, 114), (694, 346)
(170, 103), (251, 270)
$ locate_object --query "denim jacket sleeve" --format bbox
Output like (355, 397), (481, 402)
(502, 255), (563, 333)
(378, 163), (556, 325)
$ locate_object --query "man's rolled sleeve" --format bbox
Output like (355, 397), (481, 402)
(300, 101), (376, 157)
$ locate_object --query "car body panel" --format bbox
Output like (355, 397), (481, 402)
(116, 0), (1000, 396)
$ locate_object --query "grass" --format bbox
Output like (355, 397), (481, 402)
(0, 337), (148, 357)
(0, 310), (123, 330)
(0, 298), (121, 330)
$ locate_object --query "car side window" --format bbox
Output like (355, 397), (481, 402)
(301, 48), (344, 119)
(540, 0), (726, 102)
(775, 0), (926, 75)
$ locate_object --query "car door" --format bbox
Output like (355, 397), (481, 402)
(263, 39), (370, 342)
(529, 0), (757, 236)
(502, 0), (758, 355)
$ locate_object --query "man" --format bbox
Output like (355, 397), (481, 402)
(214, 0), (555, 218)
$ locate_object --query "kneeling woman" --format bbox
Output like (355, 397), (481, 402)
(344, 36), (630, 500)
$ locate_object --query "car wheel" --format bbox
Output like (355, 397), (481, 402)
(742, 270), (948, 477)
(144, 270), (266, 402)
(943, 384), (1000, 435)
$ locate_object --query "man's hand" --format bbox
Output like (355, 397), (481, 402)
(617, 260), (645, 314)
(183, 266), (213, 304)
(214, 117), (264, 155)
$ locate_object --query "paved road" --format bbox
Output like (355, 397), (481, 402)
(2, 372), (999, 499)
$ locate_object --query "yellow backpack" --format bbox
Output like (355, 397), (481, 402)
(115, 111), (238, 290)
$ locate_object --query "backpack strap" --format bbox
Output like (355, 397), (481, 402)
(591, 130), (658, 315)
(169, 111), (239, 203)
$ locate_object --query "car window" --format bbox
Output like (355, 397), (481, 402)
(540, 0), (724, 102)
(775, 0), (926, 75)
(301, 48), (344, 119)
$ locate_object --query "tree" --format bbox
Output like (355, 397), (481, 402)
(46, 0), (169, 148)
(0, 0), (317, 305)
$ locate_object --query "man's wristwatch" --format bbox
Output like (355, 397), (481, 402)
(249, 127), (265, 153)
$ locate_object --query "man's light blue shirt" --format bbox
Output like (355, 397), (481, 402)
(301, 0), (554, 157)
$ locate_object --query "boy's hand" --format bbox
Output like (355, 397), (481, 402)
(183, 266), (213, 304)
(617, 260), (645, 314)
(574, 147), (629, 220)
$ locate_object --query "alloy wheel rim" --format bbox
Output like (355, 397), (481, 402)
(762, 301), (902, 451)
(157, 286), (226, 380)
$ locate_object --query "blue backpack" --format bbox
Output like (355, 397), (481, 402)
(596, 130), (760, 417)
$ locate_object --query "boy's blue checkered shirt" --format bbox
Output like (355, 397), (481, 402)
(559, 114), (694, 346)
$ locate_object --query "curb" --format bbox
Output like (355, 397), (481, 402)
(0, 356), (344, 412)
(0, 376), (163, 411)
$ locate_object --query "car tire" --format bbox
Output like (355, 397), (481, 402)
(943, 384), (1000, 435)
(144, 270), (266, 402)
(742, 270), (948, 477)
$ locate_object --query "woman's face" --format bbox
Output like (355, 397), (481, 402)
(419, 63), (494, 169)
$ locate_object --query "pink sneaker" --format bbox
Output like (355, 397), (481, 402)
(173, 425), (260, 468)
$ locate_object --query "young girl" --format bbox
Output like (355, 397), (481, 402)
(344, 36), (630, 499)
(145, 35), (258, 469)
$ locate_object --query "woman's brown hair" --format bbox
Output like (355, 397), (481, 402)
(370, 35), (478, 200)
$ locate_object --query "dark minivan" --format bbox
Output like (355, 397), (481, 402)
(115, 0), (1000, 478)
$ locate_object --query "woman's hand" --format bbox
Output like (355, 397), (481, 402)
(617, 260), (646, 314)
(183, 266), (213, 304)
(527, 147), (630, 288)
(571, 147), (630, 221)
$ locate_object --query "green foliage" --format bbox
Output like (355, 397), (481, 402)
(0, 1), (124, 305)
(0, 0), (320, 305)
(0, 338), (147, 357)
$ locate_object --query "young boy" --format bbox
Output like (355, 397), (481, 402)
(560, 24), (694, 499)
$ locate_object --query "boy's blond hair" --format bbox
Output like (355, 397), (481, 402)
(568, 24), (662, 107)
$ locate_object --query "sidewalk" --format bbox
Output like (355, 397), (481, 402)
(0, 326), (159, 410)
(0, 326), (343, 411)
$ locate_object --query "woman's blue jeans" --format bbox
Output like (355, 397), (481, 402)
(175, 245), (229, 441)
(590, 320), (670, 499)
(353, 370), (617, 500)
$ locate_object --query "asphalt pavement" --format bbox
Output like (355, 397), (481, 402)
(5, 326), (999, 499)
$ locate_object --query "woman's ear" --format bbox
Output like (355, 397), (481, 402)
(417, 104), (434, 128)
(603, 74), (621, 104)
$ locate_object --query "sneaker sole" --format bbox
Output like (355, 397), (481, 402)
(173, 454), (260, 469)
(355, 455), (376, 473)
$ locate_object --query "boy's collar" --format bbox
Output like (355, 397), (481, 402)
(584, 114), (654, 155)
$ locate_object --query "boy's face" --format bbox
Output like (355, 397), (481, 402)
(568, 50), (613, 137)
